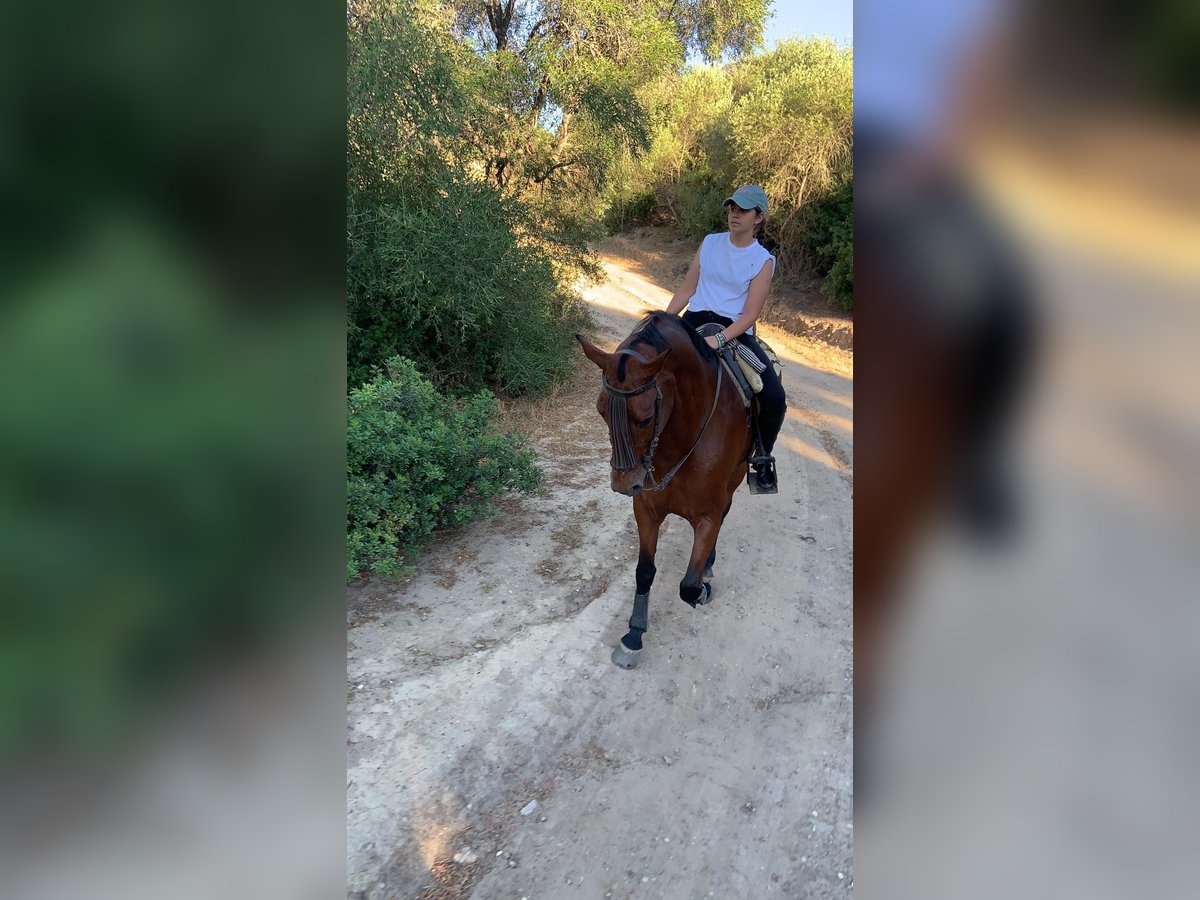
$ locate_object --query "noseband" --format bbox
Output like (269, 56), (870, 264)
(602, 349), (723, 492)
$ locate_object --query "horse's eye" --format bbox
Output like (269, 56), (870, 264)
(637, 416), (653, 428)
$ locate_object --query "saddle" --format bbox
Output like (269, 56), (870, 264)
(695, 324), (782, 406)
(695, 324), (783, 495)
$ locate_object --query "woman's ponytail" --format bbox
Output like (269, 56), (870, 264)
(755, 218), (780, 256)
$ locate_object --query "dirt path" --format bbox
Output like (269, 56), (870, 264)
(347, 229), (854, 899)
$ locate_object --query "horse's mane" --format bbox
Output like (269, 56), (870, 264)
(626, 312), (718, 371)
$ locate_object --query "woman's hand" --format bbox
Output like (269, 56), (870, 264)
(704, 335), (720, 350)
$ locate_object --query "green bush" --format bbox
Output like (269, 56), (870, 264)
(821, 224), (853, 311)
(603, 188), (658, 233)
(347, 357), (542, 580)
(347, 175), (592, 395)
(348, 1), (593, 397)
(806, 180), (854, 310)
(661, 166), (727, 240)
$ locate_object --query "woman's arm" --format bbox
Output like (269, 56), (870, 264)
(665, 251), (701, 315)
(703, 258), (774, 348)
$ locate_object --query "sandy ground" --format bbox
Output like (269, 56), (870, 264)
(346, 227), (854, 899)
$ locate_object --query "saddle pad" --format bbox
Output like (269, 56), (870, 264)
(732, 337), (781, 394)
(736, 354), (764, 394)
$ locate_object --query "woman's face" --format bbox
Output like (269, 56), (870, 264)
(726, 203), (763, 236)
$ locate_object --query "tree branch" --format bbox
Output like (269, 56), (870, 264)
(530, 159), (579, 184)
(485, 0), (518, 51)
(524, 17), (552, 51)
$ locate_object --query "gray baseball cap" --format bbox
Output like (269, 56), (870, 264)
(723, 183), (768, 214)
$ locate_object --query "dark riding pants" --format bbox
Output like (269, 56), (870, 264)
(682, 310), (787, 456)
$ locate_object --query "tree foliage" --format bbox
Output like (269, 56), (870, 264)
(444, 0), (770, 198)
(347, 0), (593, 394)
(347, 0), (480, 196)
(729, 40), (853, 226)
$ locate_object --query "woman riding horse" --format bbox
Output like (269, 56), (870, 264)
(667, 184), (786, 492)
(576, 186), (788, 667)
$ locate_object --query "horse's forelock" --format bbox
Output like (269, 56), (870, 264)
(613, 347), (652, 383)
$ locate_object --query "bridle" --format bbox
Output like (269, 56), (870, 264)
(602, 348), (723, 492)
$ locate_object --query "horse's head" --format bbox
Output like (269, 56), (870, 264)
(577, 330), (675, 496)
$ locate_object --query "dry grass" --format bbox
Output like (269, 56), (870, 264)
(551, 521), (584, 551)
(347, 592), (398, 627)
(493, 355), (602, 449)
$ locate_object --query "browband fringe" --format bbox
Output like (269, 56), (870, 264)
(608, 391), (639, 470)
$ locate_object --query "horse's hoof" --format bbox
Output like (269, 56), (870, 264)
(697, 581), (715, 605)
(611, 641), (642, 669)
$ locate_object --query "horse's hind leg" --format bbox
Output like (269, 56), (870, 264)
(701, 500), (732, 585)
(613, 501), (662, 669)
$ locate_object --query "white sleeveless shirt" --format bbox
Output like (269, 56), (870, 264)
(690, 233), (776, 332)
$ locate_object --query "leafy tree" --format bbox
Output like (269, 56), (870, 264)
(347, 0), (593, 394)
(348, 0), (482, 196)
(633, 65), (736, 230)
(728, 39), (853, 302)
(445, 0), (770, 196)
(729, 39), (853, 234)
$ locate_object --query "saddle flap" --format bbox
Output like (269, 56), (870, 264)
(695, 324), (752, 406)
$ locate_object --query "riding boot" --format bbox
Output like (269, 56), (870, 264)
(747, 400), (778, 494)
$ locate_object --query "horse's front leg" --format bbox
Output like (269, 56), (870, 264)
(680, 515), (722, 608)
(612, 497), (662, 669)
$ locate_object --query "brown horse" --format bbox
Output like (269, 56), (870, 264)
(576, 312), (751, 668)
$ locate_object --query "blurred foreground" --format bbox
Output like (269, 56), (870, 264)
(0, 3), (344, 898)
(856, 0), (1199, 896)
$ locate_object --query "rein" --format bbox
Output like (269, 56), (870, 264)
(603, 352), (724, 492)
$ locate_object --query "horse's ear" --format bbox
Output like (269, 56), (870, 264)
(576, 334), (610, 370)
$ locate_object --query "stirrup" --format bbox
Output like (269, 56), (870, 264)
(747, 456), (778, 495)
